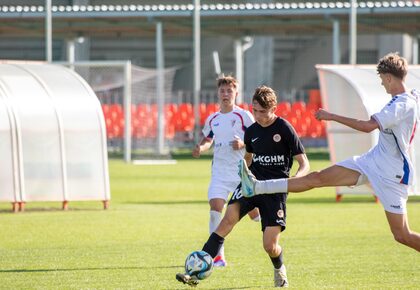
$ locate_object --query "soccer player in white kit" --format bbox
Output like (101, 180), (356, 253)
(240, 53), (420, 252)
(192, 75), (260, 266)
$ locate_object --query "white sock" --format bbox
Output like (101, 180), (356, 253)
(253, 215), (261, 222)
(209, 210), (225, 258)
(256, 178), (288, 194)
(209, 210), (222, 233)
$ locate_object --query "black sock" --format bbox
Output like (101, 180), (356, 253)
(202, 232), (225, 258)
(270, 251), (284, 269)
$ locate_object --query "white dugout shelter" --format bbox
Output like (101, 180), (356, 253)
(0, 62), (110, 211)
(317, 65), (420, 200)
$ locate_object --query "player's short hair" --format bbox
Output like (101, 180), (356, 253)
(376, 52), (407, 80)
(252, 85), (277, 109)
(217, 75), (238, 89)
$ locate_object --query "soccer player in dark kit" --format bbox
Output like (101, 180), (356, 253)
(176, 85), (310, 287)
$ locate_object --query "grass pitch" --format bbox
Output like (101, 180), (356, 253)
(0, 151), (419, 289)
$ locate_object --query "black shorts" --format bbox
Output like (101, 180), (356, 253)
(228, 183), (288, 232)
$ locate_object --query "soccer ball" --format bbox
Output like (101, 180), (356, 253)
(184, 250), (214, 280)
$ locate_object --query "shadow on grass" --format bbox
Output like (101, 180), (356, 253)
(124, 200), (208, 205)
(288, 196), (376, 204)
(288, 195), (420, 204)
(0, 207), (106, 214)
(202, 286), (258, 290)
(126, 195), (420, 205)
(174, 286), (260, 290)
(0, 267), (262, 290)
(125, 197), (369, 205)
(174, 287), (258, 290)
(171, 150), (330, 161)
(172, 152), (213, 160)
(4, 197), (418, 213)
(305, 150), (330, 160)
(0, 265), (181, 273)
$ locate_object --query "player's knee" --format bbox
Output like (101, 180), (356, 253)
(262, 243), (277, 256)
(210, 205), (223, 212)
(392, 231), (410, 246)
(209, 200), (225, 212)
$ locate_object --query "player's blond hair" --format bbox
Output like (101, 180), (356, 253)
(216, 75), (238, 89)
(252, 85), (277, 109)
(376, 52), (407, 80)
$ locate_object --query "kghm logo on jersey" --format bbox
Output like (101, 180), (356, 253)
(231, 120), (236, 127)
(253, 155), (285, 165)
(273, 134), (281, 142)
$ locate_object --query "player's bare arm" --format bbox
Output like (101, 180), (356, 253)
(292, 153), (310, 177)
(192, 137), (213, 158)
(315, 108), (379, 133)
(244, 151), (253, 167)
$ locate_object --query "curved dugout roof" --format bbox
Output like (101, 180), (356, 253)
(0, 62), (110, 203)
(316, 65), (420, 195)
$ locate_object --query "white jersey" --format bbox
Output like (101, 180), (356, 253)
(368, 89), (419, 185)
(202, 106), (255, 182)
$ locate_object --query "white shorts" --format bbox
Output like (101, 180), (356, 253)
(208, 178), (240, 201)
(337, 156), (409, 214)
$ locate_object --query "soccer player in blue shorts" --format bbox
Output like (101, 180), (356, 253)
(177, 86), (310, 287)
(240, 52), (420, 252)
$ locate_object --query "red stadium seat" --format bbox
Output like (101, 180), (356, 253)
(306, 116), (323, 138)
(275, 101), (291, 118)
(200, 103), (207, 126)
(136, 103), (149, 119)
(164, 104), (176, 139)
(105, 117), (113, 138)
(237, 103), (249, 112)
(294, 121), (307, 138)
(165, 122), (175, 139)
(308, 89), (322, 106)
(291, 101), (306, 118)
(206, 103), (219, 116)
(134, 104), (151, 138)
(110, 103), (123, 116)
(306, 102), (321, 114)
(101, 104), (110, 118)
(175, 103), (195, 132)
(112, 123), (123, 138)
(301, 110), (313, 125)
(109, 105), (122, 122)
(285, 114), (298, 128)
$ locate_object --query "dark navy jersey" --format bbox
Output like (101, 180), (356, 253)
(244, 117), (305, 180)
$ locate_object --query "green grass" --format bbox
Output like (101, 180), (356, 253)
(0, 152), (419, 289)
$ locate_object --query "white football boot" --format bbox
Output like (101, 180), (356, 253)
(274, 264), (289, 287)
(238, 159), (257, 197)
